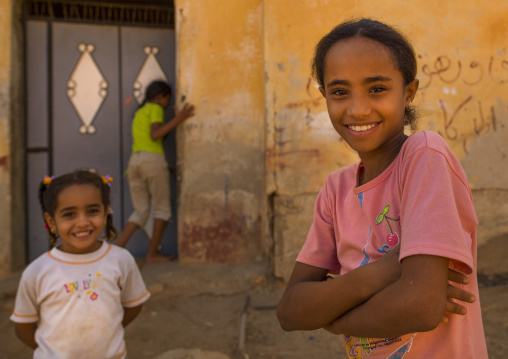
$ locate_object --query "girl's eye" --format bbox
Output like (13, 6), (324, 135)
(62, 212), (74, 218)
(331, 88), (348, 96)
(370, 86), (386, 93)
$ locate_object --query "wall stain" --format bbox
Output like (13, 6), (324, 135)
(180, 212), (261, 263)
(284, 98), (321, 109)
(265, 147), (320, 171)
(0, 156), (7, 170)
(284, 78), (323, 109)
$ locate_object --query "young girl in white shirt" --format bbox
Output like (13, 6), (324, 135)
(11, 170), (150, 359)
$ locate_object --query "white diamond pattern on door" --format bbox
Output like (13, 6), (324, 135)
(133, 46), (168, 104)
(67, 43), (108, 134)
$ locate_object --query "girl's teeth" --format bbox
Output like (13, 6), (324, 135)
(350, 124), (375, 132)
(75, 231), (90, 237)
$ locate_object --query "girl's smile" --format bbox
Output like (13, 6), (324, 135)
(344, 122), (381, 135)
(44, 184), (107, 254)
(347, 123), (378, 132)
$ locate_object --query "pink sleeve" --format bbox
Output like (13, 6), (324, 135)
(399, 146), (477, 274)
(296, 176), (341, 271)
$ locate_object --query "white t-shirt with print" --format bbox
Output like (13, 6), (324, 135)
(11, 242), (150, 359)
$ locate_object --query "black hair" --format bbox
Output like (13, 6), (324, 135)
(38, 170), (118, 246)
(140, 80), (172, 108)
(312, 18), (419, 130)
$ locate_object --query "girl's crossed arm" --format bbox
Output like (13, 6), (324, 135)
(277, 247), (402, 331)
(277, 248), (474, 334)
(324, 254), (475, 338)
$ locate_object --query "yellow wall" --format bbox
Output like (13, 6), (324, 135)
(173, 0), (508, 273)
(263, 1), (508, 279)
(0, 0), (12, 274)
(175, 0), (266, 262)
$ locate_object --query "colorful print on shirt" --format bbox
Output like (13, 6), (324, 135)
(348, 197), (414, 358)
(376, 205), (400, 253)
(345, 334), (416, 359)
(62, 272), (104, 301)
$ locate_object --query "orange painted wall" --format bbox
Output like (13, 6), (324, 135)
(175, 0), (266, 263)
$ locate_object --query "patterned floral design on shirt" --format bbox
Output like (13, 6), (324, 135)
(62, 272), (103, 301)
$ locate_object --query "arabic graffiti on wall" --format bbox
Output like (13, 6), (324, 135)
(418, 54), (508, 155)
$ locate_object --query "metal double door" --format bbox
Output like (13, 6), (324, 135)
(26, 21), (177, 261)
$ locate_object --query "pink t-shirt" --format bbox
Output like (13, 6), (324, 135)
(297, 131), (488, 358)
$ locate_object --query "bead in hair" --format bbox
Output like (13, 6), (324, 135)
(42, 175), (54, 186)
(102, 175), (113, 186)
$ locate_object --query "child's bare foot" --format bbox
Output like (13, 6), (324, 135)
(145, 253), (175, 263)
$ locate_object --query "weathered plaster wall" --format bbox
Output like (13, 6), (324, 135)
(414, 7), (508, 245)
(10, 0), (25, 272)
(175, 0), (266, 263)
(0, 0), (24, 275)
(265, 1), (508, 280)
(0, 0), (12, 274)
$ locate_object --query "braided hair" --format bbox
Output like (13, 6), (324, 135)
(38, 170), (119, 246)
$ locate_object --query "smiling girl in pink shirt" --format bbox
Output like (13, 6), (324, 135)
(277, 18), (488, 358)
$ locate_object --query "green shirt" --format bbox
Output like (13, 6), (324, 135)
(131, 103), (165, 154)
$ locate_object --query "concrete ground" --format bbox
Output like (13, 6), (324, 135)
(1, 237), (507, 358)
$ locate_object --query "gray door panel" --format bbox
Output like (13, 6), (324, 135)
(26, 21), (49, 149)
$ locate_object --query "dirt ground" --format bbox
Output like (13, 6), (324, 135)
(1, 236), (508, 359)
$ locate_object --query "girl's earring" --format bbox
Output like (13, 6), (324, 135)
(50, 227), (56, 234)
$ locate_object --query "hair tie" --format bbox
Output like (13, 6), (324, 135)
(102, 175), (113, 186)
(42, 175), (54, 186)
